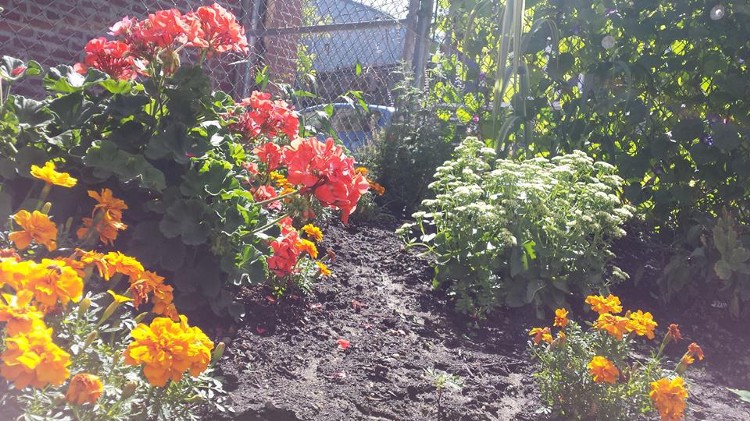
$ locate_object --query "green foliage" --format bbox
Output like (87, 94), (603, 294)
(400, 137), (633, 316)
(0, 57), (284, 317)
(658, 211), (750, 318)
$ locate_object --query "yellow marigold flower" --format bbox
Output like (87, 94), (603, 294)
(124, 316), (214, 387)
(355, 167), (368, 175)
(28, 259), (83, 311)
(0, 259), (39, 291)
(594, 313), (630, 340)
(66, 373), (103, 405)
(585, 294), (623, 315)
(302, 224), (324, 242)
(297, 239), (319, 259)
(626, 310), (658, 339)
(75, 249), (109, 279)
(529, 327), (553, 345)
(650, 377), (688, 421)
(316, 261), (332, 277)
(587, 356), (619, 384)
(107, 290), (131, 304)
(103, 252), (144, 281)
(8, 210), (58, 251)
(553, 308), (569, 328)
(1, 324), (71, 389)
(30, 161), (77, 188)
(0, 291), (46, 336)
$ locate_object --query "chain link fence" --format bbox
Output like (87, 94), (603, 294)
(0, 1), (427, 107)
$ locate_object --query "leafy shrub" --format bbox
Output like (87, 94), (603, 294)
(531, 295), (704, 421)
(0, 167), (229, 420)
(658, 211), (750, 318)
(365, 70), (463, 217)
(0, 4), (368, 317)
(399, 137), (633, 316)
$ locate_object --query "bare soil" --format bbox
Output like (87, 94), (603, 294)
(217, 219), (750, 421)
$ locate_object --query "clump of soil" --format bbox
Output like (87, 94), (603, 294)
(218, 219), (750, 420)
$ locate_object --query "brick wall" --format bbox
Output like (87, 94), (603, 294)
(0, 0), (301, 98)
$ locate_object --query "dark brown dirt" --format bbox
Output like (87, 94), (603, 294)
(218, 219), (750, 421)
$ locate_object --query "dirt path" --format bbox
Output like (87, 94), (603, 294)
(218, 220), (750, 421)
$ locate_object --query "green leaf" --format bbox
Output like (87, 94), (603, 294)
(99, 78), (133, 95)
(1, 56), (42, 81)
(727, 388), (750, 404)
(159, 199), (211, 246)
(83, 141), (166, 191)
(47, 92), (97, 131)
(355, 61), (362, 76)
(128, 220), (187, 272)
(12, 96), (53, 128)
(714, 260), (733, 281)
(43, 65), (107, 93)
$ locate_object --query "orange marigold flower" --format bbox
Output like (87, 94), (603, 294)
(553, 308), (569, 328)
(297, 238), (319, 259)
(23, 259), (83, 313)
(0, 291), (46, 336)
(0, 324), (71, 389)
(594, 313), (630, 340)
(650, 377), (688, 421)
(30, 161), (77, 188)
(687, 343), (704, 361)
(124, 316), (214, 387)
(585, 294), (622, 315)
(9, 210), (58, 251)
(587, 356), (619, 384)
(626, 310), (658, 339)
(668, 324), (682, 342)
(76, 189), (129, 245)
(102, 252), (144, 281)
(529, 327), (553, 345)
(368, 181), (386, 196)
(75, 250), (109, 279)
(316, 261), (332, 277)
(301, 224), (324, 242)
(355, 167), (368, 176)
(0, 259), (38, 291)
(66, 373), (104, 405)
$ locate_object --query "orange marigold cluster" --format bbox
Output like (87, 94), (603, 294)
(650, 377), (688, 421)
(1, 322), (71, 389)
(124, 316), (214, 387)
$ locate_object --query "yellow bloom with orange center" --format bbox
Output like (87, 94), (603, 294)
(66, 373), (104, 405)
(124, 316), (214, 387)
(594, 313), (630, 340)
(9, 210), (58, 251)
(626, 310), (658, 339)
(587, 356), (619, 384)
(316, 261), (332, 277)
(0, 323), (71, 389)
(30, 161), (77, 188)
(22, 259), (83, 312)
(553, 308), (569, 328)
(302, 224), (324, 242)
(0, 291), (46, 335)
(585, 294), (623, 315)
(529, 327), (553, 345)
(297, 239), (319, 259)
(650, 377), (688, 421)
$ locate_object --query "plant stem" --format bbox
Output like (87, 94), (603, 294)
(251, 213), (289, 235)
(254, 189), (298, 206)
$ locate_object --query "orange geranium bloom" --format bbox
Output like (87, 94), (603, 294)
(0, 291), (45, 335)
(30, 161), (77, 188)
(553, 308), (569, 328)
(23, 259), (83, 312)
(585, 294), (622, 315)
(529, 327), (553, 345)
(297, 239), (319, 259)
(626, 310), (658, 339)
(594, 313), (630, 340)
(9, 210), (58, 251)
(301, 224), (324, 242)
(66, 373), (104, 405)
(0, 324), (71, 389)
(316, 261), (332, 277)
(124, 316), (214, 387)
(650, 377), (688, 421)
(587, 356), (619, 384)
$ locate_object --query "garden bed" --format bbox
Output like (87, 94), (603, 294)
(216, 219), (750, 420)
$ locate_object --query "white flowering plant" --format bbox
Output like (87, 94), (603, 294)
(399, 137), (634, 316)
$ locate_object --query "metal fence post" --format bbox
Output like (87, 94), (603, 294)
(412, 0), (434, 88)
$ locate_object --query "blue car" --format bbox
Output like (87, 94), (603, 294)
(299, 103), (395, 151)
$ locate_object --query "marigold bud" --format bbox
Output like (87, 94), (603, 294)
(211, 342), (226, 364)
(77, 297), (92, 317)
(65, 373), (103, 405)
(41, 201), (52, 215)
(121, 380), (138, 398)
(83, 331), (98, 348)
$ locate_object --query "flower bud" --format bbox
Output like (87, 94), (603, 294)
(83, 331), (98, 348)
(77, 297), (92, 318)
(133, 312), (148, 324)
(211, 342), (226, 364)
(41, 201), (52, 215)
(121, 380), (138, 398)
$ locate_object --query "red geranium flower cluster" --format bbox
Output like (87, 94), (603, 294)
(74, 38), (136, 80)
(266, 218), (301, 278)
(232, 91), (300, 140)
(283, 138), (370, 223)
(76, 4), (248, 80)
